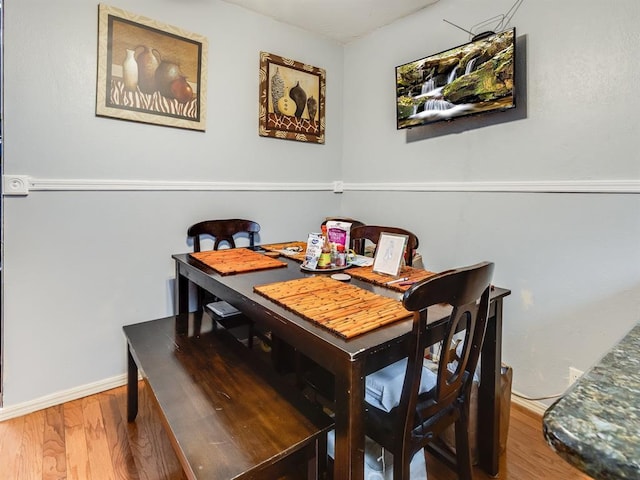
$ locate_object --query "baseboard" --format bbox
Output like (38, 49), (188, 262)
(0, 374), (130, 421)
(510, 390), (549, 417)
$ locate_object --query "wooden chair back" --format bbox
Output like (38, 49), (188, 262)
(187, 219), (260, 251)
(321, 217), (366, 254)
(321, 217), (366, 230)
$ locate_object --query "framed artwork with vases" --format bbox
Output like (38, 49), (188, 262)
(259, 52), (326, 144)
(96, 4), (208, 131)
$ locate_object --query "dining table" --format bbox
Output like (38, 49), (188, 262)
(172, 244), (511, 479)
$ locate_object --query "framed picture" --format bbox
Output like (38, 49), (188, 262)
(259, 52), (325, 144)
(96, 4), (208, 131)
(373, 233), (409, 277)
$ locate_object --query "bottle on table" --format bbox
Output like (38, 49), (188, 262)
(336, 244), (346, 267)
(317, 225), (332, 269)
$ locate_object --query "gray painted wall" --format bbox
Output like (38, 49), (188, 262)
(2, 0), (639, 410)
(2, 0), (344, 407)
(341, 0), (640, 401)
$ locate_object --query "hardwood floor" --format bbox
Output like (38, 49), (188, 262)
(424, 404), (593, 480)
(0, 383), (592, 479)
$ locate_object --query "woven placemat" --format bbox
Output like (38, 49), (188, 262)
(261, 241), (307, 262)
(345, 265), (437, 292)
(254, 276), (411, 339)
(190, 249), (287, 275)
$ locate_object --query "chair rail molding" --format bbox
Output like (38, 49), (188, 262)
(346, 179), (640, 194)
(3, 175), (640, 195)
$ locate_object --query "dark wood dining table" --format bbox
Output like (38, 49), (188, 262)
(172, 248), (510, 479)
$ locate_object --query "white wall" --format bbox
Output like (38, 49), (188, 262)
(2, 0), (639, 411)
(341, 0), (640, 401)
(1, 0), (344, 407)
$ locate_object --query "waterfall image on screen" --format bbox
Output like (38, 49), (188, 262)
(396, 28), (515, 129)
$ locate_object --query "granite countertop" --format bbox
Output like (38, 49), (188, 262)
(543, 322), (640, 479)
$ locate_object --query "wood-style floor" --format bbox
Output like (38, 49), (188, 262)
(0, 383), (592, 479)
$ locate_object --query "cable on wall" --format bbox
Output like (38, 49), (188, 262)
(443, 0), (525, 40)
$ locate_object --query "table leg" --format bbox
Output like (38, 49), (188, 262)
(175, 263), (190, 314)
(477, 298), (504, 476)
(333, 361), (365, 480)
(127, 345), (138, 422)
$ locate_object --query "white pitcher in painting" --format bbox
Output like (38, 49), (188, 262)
(122, 48), (138, 91)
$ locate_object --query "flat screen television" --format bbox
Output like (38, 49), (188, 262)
(395, 28), (515, 129)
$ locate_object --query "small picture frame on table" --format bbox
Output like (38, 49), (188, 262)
(372, 233), (409, 277)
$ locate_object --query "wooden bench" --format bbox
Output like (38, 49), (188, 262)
(124, 312), (333, 479)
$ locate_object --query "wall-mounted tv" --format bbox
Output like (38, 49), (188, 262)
(396, 28), (515, 129)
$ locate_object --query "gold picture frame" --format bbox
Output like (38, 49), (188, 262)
(259, 52), (325, 144)
(96, 4), (208, 131)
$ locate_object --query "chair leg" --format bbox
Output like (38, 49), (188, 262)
(309, 433), (329, 480)
(247, 324), (254, 349)
(392, 449), (414, 480)
(454, 412), (474, 480)
(307, 443), (318, 480)
(317, 434), (328, 480)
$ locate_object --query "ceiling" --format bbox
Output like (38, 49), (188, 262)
(219, 0), (441, 44)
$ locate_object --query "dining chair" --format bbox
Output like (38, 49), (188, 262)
(349, 225), (420, 266)
(188, 218), (260, 251)
(321, 217), (365, 230)
(321, 217), (366, 255)
(362, 261), (494, 480)
(187, 218), (266, 349)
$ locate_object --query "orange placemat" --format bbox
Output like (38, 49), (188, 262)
(190, 249), (287, 275)
(261, 241), (307, 262)
(254, 276), (411, 339)
(345, 266), (437, 292)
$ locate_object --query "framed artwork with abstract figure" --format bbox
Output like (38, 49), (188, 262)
(259, 52), (325, 144)
(96, 4), (208, 131)
(373, 233), (409, 277)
